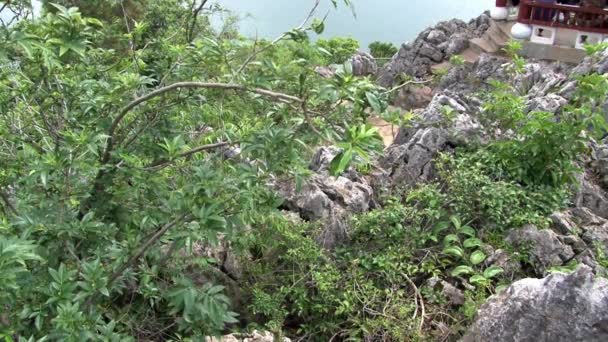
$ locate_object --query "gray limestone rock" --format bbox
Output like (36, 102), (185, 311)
(309, 146), (342, 174)
(276, 168), (374, 250)
(463, 265), (608, 342)
(526, 93), (568, 114)
(377, 17), (488, 87)
(206, 331), (291, 342)
(382, 127), (447, 185)
(349, 51), (378, 77)
(506, 224), (575, 275)
(393, 85), (433, 110)
(575, 174), (608, 219)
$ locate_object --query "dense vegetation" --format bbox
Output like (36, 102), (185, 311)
(1, 1), (607, 341)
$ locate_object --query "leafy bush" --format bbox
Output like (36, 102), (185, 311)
(437, 151), (570, 231)
(480, 76), (608, 187)
(316, 37), (360, 64)
(368, 40), (398, 59)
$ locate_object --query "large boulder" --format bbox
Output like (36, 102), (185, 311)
(381, 127), (447, 185)
(463, 265), (608, 342)
(393, 85), (433, 110)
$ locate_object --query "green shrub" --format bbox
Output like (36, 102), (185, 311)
(437, 151), (570, 231)
(368, 41), (398, 59)
(316, 37), (360, 64)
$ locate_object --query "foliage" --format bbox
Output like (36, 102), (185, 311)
(583, 41), (608, 57)
(368, 40), (398, 59)
(0, 2), (385, 339)
(480, 75), (608, 187)
(437, 151), (570, 231)
(503, 40), (525, 74)
(329, 124), (384, 176)
(316, 37), (360, 64)
(449, 54), (465, 66)
(1, 0), (607, 341)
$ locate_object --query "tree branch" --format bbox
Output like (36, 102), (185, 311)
(187, 0), (209, 43)
(102, 82), (303, 164)
(234, 0), (321, 76)
(0, 188), (17, 216)
(383, 79), (432, 95)
(107, 214), (190, 288)
(144, 141), (235, 169)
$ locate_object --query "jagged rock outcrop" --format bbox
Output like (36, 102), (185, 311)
(377, 15), (491, 87)
(349, 51), (378, 77)
(276, 147), (374, 249)
(593, 141), (608, 188)
(526, 93), (568, 114)
(506, 224), (575, 275)
(502, 205), (608, 276)
(381, 91), (482, 185)
(575, 172), (608, 220)
(463, 265), (608, 342)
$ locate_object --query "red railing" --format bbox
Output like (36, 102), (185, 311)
(518, 0), (608, 34)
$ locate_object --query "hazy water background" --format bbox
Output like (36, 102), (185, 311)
(216, 0), (489, 48)
(2, 1), (489, 49)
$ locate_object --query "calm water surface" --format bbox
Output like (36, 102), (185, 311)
(5, 1), (489, 48)
(216, 0), (489, 48)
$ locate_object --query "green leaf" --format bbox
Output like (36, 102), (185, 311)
(470, 250), (487, 265)
(483, 266), (505, 279)
(443, 246), (464, 258)
(463, 238), (483, 249)
(459, 226), (476, 237)
(329, 149), (353, 176)
(450, 216), (461, 230)
(366, 92), (382, 113)
(443, 234), (460, 245)
(469, 274), (487, 285)
(451, 265), (474, 277)
(433, 221), (450, 235)
(311, 18), (325, 34)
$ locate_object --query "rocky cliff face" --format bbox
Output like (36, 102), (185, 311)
(377, 15), (491, 87)
(267, 43), (608, 340)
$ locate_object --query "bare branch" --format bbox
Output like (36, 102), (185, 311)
(101, 82), (303, 164)
(401, 272), (426, 334)
(383, 79), (432, 95)
(234, 0), (321, 76)
(187, 0), (210, 43)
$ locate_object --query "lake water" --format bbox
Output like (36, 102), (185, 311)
(216, 0), (489, 48)
(4, 1), (489, 49)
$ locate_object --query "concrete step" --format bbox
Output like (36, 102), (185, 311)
(494, 20), (516, 40)
(489, 20), (512, 43)
(469, 36), (500, 54)
(487, 30), (509, 50)
(521, 41), (587, 64)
